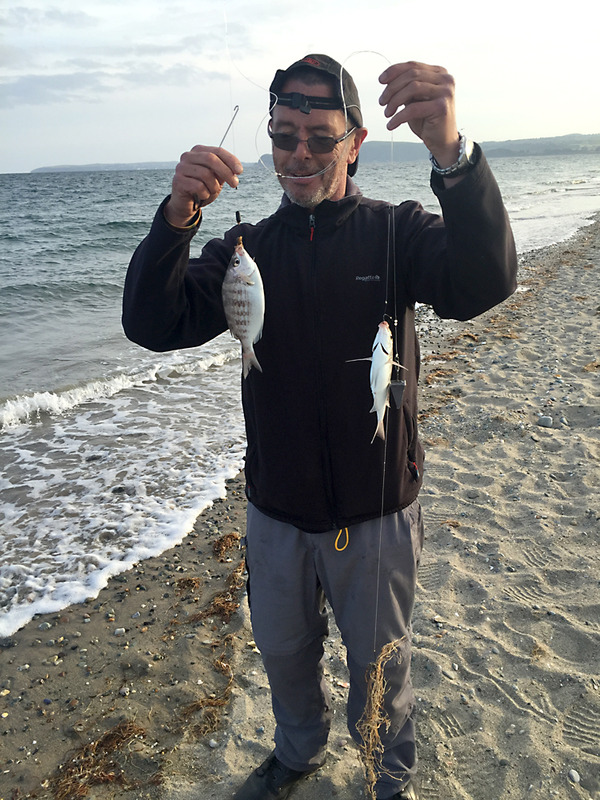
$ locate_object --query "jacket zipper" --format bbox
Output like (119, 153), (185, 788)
(308, 212), (338, 526)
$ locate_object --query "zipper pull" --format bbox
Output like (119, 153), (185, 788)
(309, 213), (315, 242)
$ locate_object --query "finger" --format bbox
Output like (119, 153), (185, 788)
(178, 175), (221, 209)
(173, 148), (244, 213)
(379, 61), (424, 86)
(380, 75), (453, 120)
(186, 146), (243, 188)
(383, 100), (431, 132)
(378, 61), (448, 90)
(381, 85), (455, 138)
(170, 171), (219, 218)
(378, 63), (452, 109)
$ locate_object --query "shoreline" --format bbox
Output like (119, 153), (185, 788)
(2, 217), (599, 799)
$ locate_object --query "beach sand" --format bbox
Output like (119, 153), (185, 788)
(1, 217), (599, 800)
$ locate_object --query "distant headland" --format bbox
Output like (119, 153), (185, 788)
(31, 133), (600, 173)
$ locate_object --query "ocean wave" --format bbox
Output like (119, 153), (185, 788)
(0, 280), (122, 302)
(95, 219), (151, 231)
(0, 453), (245, 638)
(0, 347), (238, 429)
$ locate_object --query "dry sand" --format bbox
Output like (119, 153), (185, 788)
(1, 217), (599, 800)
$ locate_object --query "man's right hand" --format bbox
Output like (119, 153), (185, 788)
(164, 145), (243, 228)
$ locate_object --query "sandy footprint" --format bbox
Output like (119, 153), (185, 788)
(561, 698), (600, 756)
(417, 560), (452, 593)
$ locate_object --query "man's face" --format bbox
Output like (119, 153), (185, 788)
(270, 77), (366, 209)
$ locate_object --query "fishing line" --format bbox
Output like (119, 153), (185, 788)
(220, 3), (327, 181)
(339, 50), (393, 136)
(222, 5), (237, 155)
(371, 203), (397, 658)
(254, 49), (396, 182)
(255, 108), (339, 180)
(192, 104), (240, 211)
(218, 15), (398, 185)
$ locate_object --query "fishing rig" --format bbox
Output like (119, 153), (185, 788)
(192, 104), (240, 212)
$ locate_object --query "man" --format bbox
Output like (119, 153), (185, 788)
(123, 55), (517, 800)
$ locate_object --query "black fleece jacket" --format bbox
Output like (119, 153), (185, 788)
(123, 146), (517, 532)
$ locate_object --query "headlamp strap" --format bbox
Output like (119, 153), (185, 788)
(276, 92), (343, 115)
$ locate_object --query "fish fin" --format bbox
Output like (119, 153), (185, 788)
(392, 360), (407, 370)
(240, 274), (255, 286)
(346, 356), (373, 364)
(243, 351), (263, 379)
(252, 324), (264, 345)
(371, 394), (390, 414)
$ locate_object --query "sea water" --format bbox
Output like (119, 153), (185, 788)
(1, 154), (599, 637)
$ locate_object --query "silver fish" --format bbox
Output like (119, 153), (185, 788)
(349, 320), (406, 443)
(222, 236), (265, 378)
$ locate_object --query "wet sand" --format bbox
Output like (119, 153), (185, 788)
(1, 217), (599, 800)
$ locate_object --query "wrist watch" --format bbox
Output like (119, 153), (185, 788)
(429, 133), (476, 178)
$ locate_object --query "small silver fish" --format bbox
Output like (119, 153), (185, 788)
(349, 320), (406, 443)
(222, 236), (265, 378)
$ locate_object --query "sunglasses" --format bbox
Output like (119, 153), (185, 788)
(268, 126), (357, 154)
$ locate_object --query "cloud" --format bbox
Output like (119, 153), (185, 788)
(0, 5), (96, 28)
(0, 63), (230, 108)
(119, 63), (228, 89)
(1, 72), (110, 107)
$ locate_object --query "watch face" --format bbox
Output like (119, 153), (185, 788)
(464, 138), (475, 164)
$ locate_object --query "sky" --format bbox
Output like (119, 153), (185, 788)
(1, 0), (598, 174)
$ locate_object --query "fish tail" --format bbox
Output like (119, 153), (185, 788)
(371, 418), (386, 444)
(242, 350), (263, 379)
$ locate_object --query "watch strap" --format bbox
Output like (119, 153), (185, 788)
(429, 133), (476, 178)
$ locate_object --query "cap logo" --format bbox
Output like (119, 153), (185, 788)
(301, 57), (321, 67)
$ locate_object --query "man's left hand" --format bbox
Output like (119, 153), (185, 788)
(378, 61), (460, 168)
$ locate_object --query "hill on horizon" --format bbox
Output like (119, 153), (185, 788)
(30, 133), (600, 173)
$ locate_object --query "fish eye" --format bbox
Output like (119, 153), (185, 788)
(233, 257), (240, 267)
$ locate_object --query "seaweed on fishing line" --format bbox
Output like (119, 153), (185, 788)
(356, 638), (405, 800)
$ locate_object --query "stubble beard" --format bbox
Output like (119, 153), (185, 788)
(281, 178), (332, 209)
(275, 144), (352, 209)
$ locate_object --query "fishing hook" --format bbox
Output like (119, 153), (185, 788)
(193, 105), (240, 211)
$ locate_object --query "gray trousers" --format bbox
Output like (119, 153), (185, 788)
(245, 501), (424, 799)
